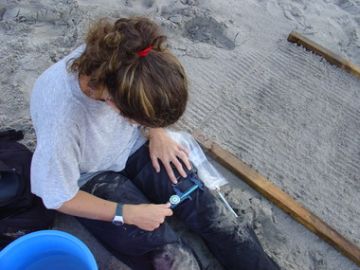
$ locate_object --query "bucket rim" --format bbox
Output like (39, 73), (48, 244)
(0, 229), (97, 269)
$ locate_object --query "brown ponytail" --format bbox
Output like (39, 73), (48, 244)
(69, 17), (188, 127)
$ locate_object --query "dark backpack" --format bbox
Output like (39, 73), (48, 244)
(0, 129), (55, 249)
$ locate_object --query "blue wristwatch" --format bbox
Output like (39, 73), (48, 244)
(112, 203), (124, 226)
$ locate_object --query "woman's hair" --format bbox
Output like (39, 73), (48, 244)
(69, 17), (188, 127)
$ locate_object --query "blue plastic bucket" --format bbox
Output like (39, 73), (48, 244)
(0, 230), (98, 270)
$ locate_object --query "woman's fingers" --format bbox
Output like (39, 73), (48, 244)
(163, 202), (171, 208)
(172, 157), (187, 179)
(150, 154), (161, 173)
(149, 141), (192, 183)
(178, 145), (190, 156)
(177, 149), (192, 171)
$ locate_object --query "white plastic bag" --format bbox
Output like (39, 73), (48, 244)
(167, 130), (238, 217)
(166, 130), (228, 190)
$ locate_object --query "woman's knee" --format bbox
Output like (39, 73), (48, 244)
(152, 242), (201, 270)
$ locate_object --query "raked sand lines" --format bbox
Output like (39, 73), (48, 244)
(185, 42), (360, 246)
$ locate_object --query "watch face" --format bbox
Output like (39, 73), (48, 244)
(112, 215), (124, 226)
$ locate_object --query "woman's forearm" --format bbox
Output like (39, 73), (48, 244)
(57, 190), (173, 231)
(57, 190), (117, 222)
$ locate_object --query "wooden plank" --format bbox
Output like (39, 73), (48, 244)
(193, 131), (360, 267)
(288, 31), (360, 79)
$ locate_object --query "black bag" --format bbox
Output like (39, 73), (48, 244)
(0, 129), (55, 249)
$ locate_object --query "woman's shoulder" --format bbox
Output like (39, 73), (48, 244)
(30, 46), (87, 118)
(33, 45), (85, 91)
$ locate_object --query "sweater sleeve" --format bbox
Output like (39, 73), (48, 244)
(30, 120), (82, 209)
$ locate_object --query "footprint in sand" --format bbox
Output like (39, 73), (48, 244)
(183, 16), (235, 50)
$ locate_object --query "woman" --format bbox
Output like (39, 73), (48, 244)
(30, 17), (280, 270)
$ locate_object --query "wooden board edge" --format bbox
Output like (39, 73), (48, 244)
(287, 31), (360, 79)
(193, 131), (360, 266)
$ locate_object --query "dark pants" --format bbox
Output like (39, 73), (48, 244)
(77, 143), (280, 270)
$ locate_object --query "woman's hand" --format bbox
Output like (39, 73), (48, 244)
(123, 203), (173, 231)
(148, 128), (192, 184)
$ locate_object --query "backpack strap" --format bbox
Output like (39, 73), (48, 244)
(0, 130), (24, 142)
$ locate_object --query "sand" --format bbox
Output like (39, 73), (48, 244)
(1, 0), (360, 269)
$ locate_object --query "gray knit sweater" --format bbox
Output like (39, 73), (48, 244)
(30, 46), (146, 209)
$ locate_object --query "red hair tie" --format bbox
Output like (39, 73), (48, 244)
(137, 45), (152, 57)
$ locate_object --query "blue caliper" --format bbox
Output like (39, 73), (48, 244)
(169, 172), (204, 209)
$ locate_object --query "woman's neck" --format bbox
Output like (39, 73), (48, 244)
(78, 74), (121, 113)
(78, 75), (107, 101)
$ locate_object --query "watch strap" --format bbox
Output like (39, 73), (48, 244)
(112, 203), (124, 226)
(115, 203), (123, 217)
